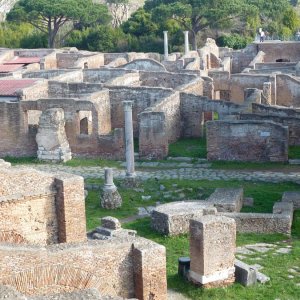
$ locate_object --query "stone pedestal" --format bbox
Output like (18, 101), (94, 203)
(184, 31), (189, 56)
(163, 31), (169, 61)
(100, 168), (122, 209)
(36, 108), (72, 162)
(189, 216), (236, 288)
(123, 101), (136, 179)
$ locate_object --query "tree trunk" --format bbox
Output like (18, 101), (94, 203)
(191, 30), (197, 51)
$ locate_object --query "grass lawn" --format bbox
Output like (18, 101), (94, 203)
(289, 145), (300, 159)
(85, 178), (300, 229)
(168, 138), (207, 158)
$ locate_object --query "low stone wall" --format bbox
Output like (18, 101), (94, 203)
(206, 120), (289, 162)
(151, 201), (216, 236)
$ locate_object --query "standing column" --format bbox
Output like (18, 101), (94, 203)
(163, 31), (169, 61)
(184, 31), (189, 56)
(123, 101), (136, 178)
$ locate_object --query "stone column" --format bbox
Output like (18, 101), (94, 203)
(123, 101), (136, 178)
(184, 31), (189, 56)
(163, 31), (168, 61)
(101, 168), (122, 209)
(189, 215), (236, 288)
(104, 168), (116, 190)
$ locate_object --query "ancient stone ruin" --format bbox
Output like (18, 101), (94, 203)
(36, 108), (72, 162)
(0, 161), (167, 299)
(0, 40), (299, 162)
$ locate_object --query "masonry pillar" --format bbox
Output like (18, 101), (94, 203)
(189, 215), (236, 288)
(163, 31), (169, 61)
(262, 82), (272, 105)
(184, 31), (189, 56)
(123, 101), (136, 178)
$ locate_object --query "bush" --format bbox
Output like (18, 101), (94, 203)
(216, 34), (252, 49)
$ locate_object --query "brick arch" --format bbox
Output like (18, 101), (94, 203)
(0, 231), (28, 244)
(1, 265), (101, 296)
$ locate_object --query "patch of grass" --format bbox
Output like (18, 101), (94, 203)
(289, 145), (300, 159)
(210, 160), (300, 171)
(2, 156), (40, 165)
(85, 178), (300, 230)
(64, 157), (121, 168)
(168, 138), (207, 158)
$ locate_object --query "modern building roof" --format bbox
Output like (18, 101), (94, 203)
(3, 57), (40, 64)
(0, 79), (37, 96)
(0, 64), (24, 73)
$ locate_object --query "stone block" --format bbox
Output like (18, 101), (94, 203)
(151, 201), (215, 236)
(189, 216), (236, 288)
(207, 188), (244, 212)
(282, 191), (300, 209)
(101, 216), (121, 230)
(234, 259), (257, 286)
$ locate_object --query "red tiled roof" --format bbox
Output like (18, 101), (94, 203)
(4, 57), (40, 64)
(0, 64), (25, 73)
(0, 79), (37, 96)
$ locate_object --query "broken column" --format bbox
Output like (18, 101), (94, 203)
(123, 101), (136, 179)
(184, 31), (190, 56)
(36, 108), (72, 162)
(189, 215), (236, 288)
(163, 31), (169, 61)
(101, 168), (122, 209)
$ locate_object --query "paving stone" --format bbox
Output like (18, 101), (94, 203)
(276, 248), (291, 254)
(235, 260), (257, 286)
(256, 271), (270, 283)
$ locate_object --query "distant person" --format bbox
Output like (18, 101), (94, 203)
(260, 30), (265, 42)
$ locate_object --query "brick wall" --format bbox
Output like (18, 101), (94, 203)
(207, 120), (289, 162)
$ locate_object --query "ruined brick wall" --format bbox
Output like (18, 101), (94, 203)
(180, 93), (242, 138)
(240, 113), (300, 145)
(83, 68), (137, 83)
(207, 120), (289, 162)
(256, 41), (300, 62)
(48, 81), (104, 98)
(109, 86), (174, 136)
(19, 81), (49, 101)
(123, 59), (166, 71)
(230, 74), (274, 104)
(252, 103), (300, 118)
(74, 54), (104, 69)
(139, 71), (200, 90)
(276, 74), (300, 107)
(0, 238), (167, 300)
(139, 92), (181, 159)
(0, 168), (86, 245)
(0, 102), (37, 157)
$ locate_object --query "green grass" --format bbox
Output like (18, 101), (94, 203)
(168, 138), (207, 158)
(211, 160), (291, 170)
(85, 178), (300, 230)
(2, 156), (122, 168)
(289, 145), (300, 159)
(64, 157), (121, 168)
(123, 213), (300, 300)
